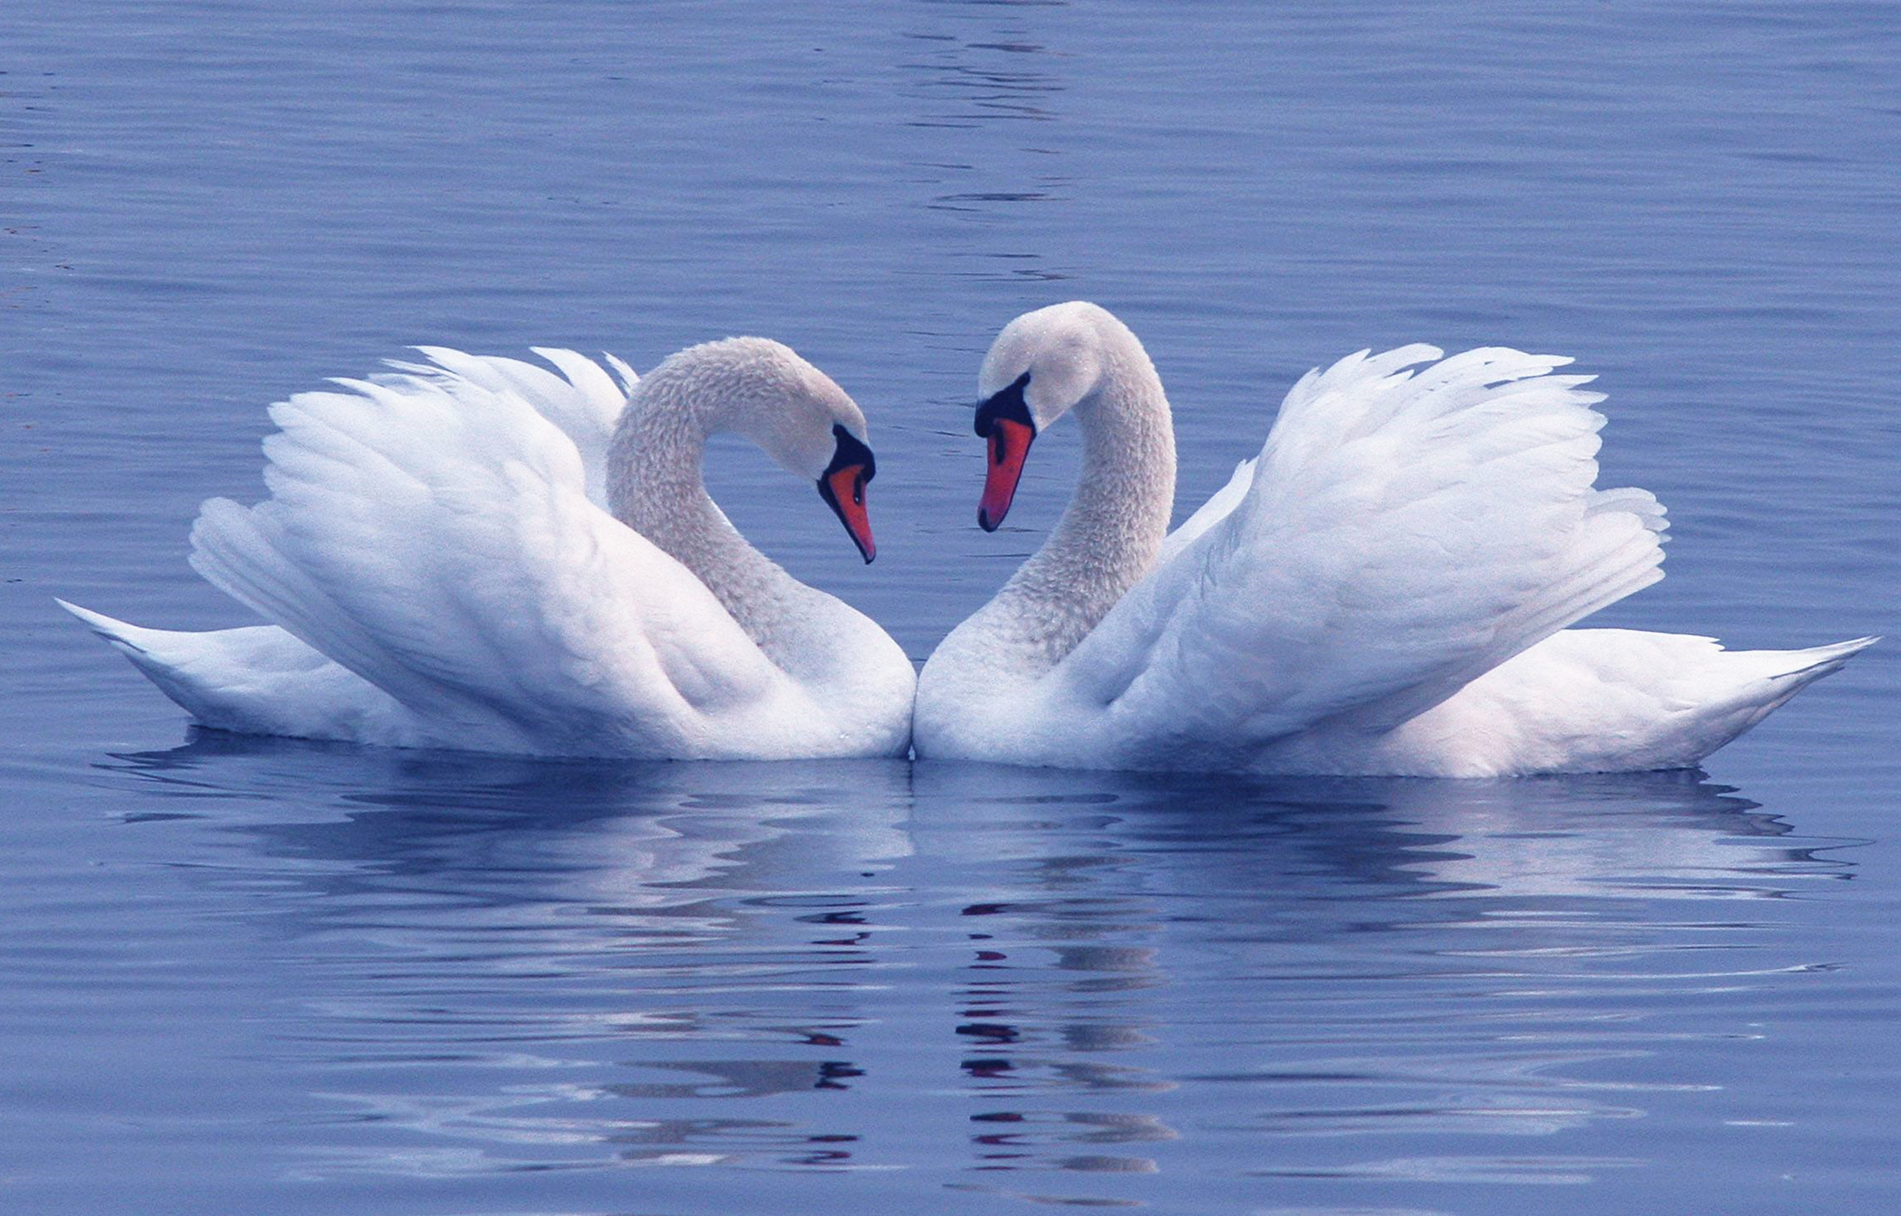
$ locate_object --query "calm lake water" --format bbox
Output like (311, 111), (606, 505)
(4, 1), (1899, 1213)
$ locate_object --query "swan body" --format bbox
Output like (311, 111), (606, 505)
(66, 341), (916, 759)
(914, 302), (1872, 777)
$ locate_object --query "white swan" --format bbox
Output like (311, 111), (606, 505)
(914, 302), (1873, 776)
(64, 340), (916, 759)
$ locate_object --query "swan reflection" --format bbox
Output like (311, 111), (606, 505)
(909, 764), (1851, 1183)
(100, 738), (1853, 1193)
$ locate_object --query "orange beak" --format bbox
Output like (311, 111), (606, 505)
(820, 463), (876, 563)
(977, 417), (1035, 532)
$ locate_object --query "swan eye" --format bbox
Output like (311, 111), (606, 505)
(975, 370), (1034, 440)
(818, 428), (878, 563)
(823, 425), (876, 482)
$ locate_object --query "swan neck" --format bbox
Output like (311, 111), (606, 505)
(999, 342), (1177, 669)
(606, 375), (799, 643)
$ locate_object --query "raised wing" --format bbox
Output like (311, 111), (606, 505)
(186, 350), (796, 756)
(382, 346), (636, 507)
(1057, 345), (1668, 758)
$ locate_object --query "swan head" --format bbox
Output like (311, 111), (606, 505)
(651, 337), (880, 562)
(972, 301), (1121, 531)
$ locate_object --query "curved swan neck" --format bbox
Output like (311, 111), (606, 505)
(993, 332), (1177, 669)
(605, 365), (804, 647)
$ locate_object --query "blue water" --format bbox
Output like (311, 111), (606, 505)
(4, 1), (1899, 1212)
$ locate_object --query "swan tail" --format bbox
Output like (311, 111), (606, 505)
(1710, 634), (1878, 718)
(1388, 631), (1879, 775)
(1612, 638), (1878, 767)
(59, 599), (227, 716)
(56, 598), (399, 737)
(1597, 633), (1877, 769)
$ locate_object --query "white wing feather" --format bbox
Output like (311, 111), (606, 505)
(380, 345), (633, 506)
(185, 352), (795, 756)
(1056, 346), (1668, 760)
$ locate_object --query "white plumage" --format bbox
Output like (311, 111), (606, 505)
(65, 341), (915, 759)
(914, 302), (1871, 776)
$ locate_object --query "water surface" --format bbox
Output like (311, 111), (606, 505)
(3, 2), (1898, 1213)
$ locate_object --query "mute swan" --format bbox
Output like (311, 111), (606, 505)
(64, 340), (916, 759)
(914, 302), (1872, 776)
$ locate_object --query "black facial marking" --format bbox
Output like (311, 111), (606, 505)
(817, 426), (877, 562)
(973, 371), (1034, 440)
(823, 424), (876, 486)
(818, 425), (875, 514)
